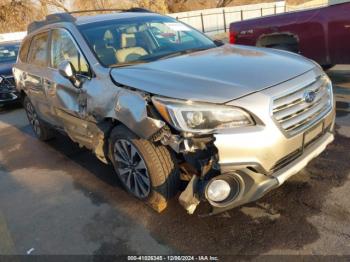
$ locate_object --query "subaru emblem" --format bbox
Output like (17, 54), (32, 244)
(304, 90), (316, 103)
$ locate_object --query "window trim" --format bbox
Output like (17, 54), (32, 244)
(27, 30), (50, 68)
(49, 27), (93, 79)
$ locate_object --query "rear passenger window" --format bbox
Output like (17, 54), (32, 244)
(51, 29), (89, 76)
(19, 38), (31, 62)
(28, 32), (49, 67)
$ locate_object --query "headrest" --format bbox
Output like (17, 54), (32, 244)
(125, 27), (137, 34)
(121, 33), (136, 48)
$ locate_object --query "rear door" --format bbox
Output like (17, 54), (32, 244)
(26, 31), (53, 123)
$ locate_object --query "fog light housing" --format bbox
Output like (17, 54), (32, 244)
(205, 174), (241, 206)
(206, 180), (231, 202)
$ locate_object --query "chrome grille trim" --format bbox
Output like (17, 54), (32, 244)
(272, 75), (333, 136)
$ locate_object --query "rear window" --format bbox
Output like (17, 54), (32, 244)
(19, 38), (31, 62)
(27, 32), (49, 67)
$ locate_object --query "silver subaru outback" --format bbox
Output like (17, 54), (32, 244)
(13, 9), (335, 215)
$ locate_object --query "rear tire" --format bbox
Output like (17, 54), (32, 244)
(108, 125), (180, 212)
(23, 96), (54, 141)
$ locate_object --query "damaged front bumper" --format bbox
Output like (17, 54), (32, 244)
(178, 70), (335, 215)
(180, 127), (334, 215)
(210, 129), (334, 215)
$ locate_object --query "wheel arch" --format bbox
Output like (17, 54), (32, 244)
(256, 32), (299, 51)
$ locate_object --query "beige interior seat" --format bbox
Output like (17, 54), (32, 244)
(115, 32), (148, 63)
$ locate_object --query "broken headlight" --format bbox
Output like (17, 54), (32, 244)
(152, 97), (254, 133)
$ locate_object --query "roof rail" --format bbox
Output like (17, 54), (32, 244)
(28, 13), (76, 34)
(68, 8), (153, 15)
(27, 8), (153, 34)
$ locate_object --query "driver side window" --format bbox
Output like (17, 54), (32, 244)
(51, 29), (89, 76)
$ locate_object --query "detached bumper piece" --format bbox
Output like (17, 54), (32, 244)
(0, 76), (19, 105)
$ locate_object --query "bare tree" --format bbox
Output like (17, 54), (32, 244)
(217, 0), (234, 7)
(0, 0), (46, 33)
(39, 0), (70, 12)
(72, 0), (137, 11)
(137, 0), (169, 13)
(72, 0), (169, 13)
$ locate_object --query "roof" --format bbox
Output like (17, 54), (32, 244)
(75, 12), (159, 25)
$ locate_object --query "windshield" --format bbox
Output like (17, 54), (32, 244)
(79, 16), (216, 67)
(0, 43), (20, 63)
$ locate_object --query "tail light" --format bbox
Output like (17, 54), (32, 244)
(229, 31), (237, 44)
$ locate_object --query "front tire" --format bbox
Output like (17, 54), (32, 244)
(23, 96), (54, 141)
(108, 125), (180, 212)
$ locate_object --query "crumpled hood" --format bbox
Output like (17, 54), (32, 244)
(0, 62), (14, 77)
(110, 44), (316, 104)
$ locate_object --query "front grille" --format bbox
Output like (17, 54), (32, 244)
(272, 75), (332, 136)
(0, 76), (16, 92)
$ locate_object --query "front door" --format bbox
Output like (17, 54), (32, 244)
(46, 28), (94, 149)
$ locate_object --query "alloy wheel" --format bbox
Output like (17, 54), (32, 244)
(25, 101), (41, 137)
(113, 139), (151, 199)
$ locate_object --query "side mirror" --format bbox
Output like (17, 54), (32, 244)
(213, 39), (225, 47)
(58, 61), (81, 88)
